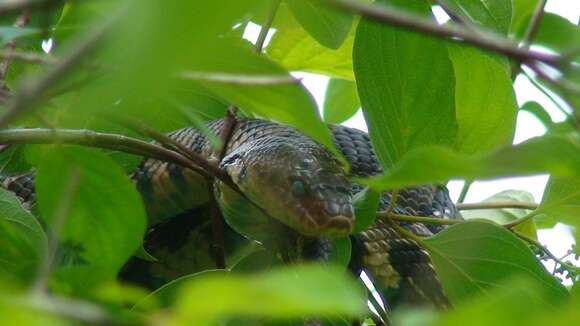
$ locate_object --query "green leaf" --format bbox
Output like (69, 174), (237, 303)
(267, 24), (355, 79)
(534, 177), (580, 245)
(430, 277), (568, 326)
(449, 46), (516, 154)
(286, 0), (353, 49)
(330, 237), (352, 267)
(438, 0), (512, 34)
(187, 39), (338, 155)
(424, 220), (567, 304)
(0, 188), (47, 284)
(521, 13), (580, 58)
(462, 190), (536, 224)
(365, 135), (580, 190)
(511, 0), (536, 32)
(323, 79), (360, 124)
(353, 0), (457, 169)
(0, 145), (32, 175)
(352, 186), (380, 233)
(35, 146), (146, 294)
(461, 190), (537, 238)
(520, 101), (553, 127)
(133, 269), (229, 311)
(172, 265), (366, 323)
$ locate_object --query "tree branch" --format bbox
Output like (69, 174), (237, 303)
(0, 128), (240, 191)
(326, 0), (560, 66)
(456, 201), (538, 211)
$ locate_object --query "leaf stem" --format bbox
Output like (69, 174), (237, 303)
(378, 211), (461, 226)
(457, 180), (472, 203)
(326, 0), (560, 66)
(254, 0), (281, 53)
(503, 210), (540, 228)
(521, 0), (547, 46)
(456, 200), (538, 211)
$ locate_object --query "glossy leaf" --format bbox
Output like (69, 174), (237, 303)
(35, 146), (146, 294)
(511, 0), (536, 32)
(535, 177), (580, 245)
(323, 79), (360, 124)
(353, 0), (457, 169)
(172, 265), (366, 323)
(0, 188), (47, 284)
(286, 0), (352, 49)
(439, 0), (512, 34)
(449, 46), (516, 154)
(424, 221), (567, 304)
(365, 135), (580, 191)
(267, 23), (355, 79)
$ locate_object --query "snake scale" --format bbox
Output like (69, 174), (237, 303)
(2, 117), (461, 310)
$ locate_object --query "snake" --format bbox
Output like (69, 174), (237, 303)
(2, 117), (461, 310)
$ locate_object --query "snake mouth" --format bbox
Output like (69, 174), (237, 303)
(319, 215), (354, 237)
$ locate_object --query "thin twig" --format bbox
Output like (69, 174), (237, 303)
(178, 71), (299, 85)
(378, 211), (461, 226)
(503, 210), (541, 228)
(0, 128), (242, 191)
(326, 0), (560, 66)
(522, 0), (548, 46)
(31, 168), (80, 293)
(456, 201), (538, 211)
(526, 62), (580, 96)
(255, 0), (281, 53)
(515, 231), (579, 273)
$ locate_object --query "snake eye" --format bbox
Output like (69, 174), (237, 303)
(291, 179), (307, 197)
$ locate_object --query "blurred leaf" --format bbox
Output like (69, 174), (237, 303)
(520, 101), (553, 127)
(430, 277), (565, 326)
(535, 177), (580, 246)
(0, 145), (32, 175)
(511, 0), (536, 32)
(134, 246), (157, 263)
(134, 269), (229, 311)
(0, 188), (47, 284)
(424, 220), (567, 304)
(323, 79), (360, 124)
(267, 24), (355, 79)
(352, 186), (380, 233)
(330, 237), (351, 267)
(187, 39), (338, 154)
(449, 46), (516, 154)
(439, 0), (512, 34)
(353, 0), (457, 169)
(0, 26), (40, 45)
(286, 0), (353, 49)
(172, 265), (366, 324)
(365, 135), (580, 190)
(35, 146), (146, 294)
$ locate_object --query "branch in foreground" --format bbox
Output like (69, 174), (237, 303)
(0, 128), (239, 191)
(456, 201), (538, 211)
(326, 0), (559, 66)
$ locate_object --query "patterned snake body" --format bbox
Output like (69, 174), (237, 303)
(3, 118), (461, 308)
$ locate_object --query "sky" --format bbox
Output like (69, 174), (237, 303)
(244, 0), (580, 274)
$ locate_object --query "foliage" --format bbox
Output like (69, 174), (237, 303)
(0, 0), (578, 325)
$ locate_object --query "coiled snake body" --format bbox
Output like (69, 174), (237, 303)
(3, 118), (461, 309)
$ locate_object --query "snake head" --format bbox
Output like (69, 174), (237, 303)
(220, 138), (354, 238)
